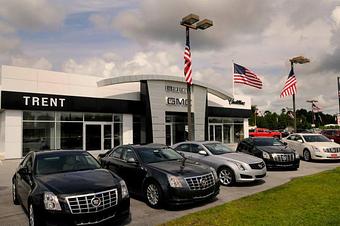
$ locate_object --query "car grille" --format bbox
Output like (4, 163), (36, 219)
(324, 147), (340, 153)
(66, 188), (118, 214)
(272, 153), (295, 162)
(185, 173), (215, 191)
(249, 162), (266, 169)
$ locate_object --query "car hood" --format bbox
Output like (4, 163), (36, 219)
(308, 142), (340, 148)
(257, 146), (295, 153)
(36, 169), (120, 195)
(148, 160), (211, 177)
(218, 152), (263, 164)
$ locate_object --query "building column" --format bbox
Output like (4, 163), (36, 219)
(1, 110), (23, 159)
(122, 114), (133, 144)
(243, 118), (249, 138)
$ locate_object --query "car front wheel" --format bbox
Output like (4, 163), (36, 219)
(303, 149), (312, 161)
(218, 167), (235, 186)
(144, 181), (163, 208)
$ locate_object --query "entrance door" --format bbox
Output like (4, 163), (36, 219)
(86, 124), (101, 150)
(209, 124), (225, 143)
(165, 123), (173, 146)
(85, 123), (113, 151)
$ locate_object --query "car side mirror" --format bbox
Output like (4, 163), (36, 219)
(198, 150), (208, 156)
(127, 157), (138, 164)
(331, 139), (335, 142)
(98, 153), (106, 158)
(283, 141), (287, 146)
(18, 167), (29, 175)
(297, 139), (303, 143)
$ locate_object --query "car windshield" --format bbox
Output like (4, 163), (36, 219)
(253, 138), (284, 146)
(303, 135), (330, 142)
(36, 152), (101, 175)
(137, 148), (183, 163)
(203, 143), (234, 155)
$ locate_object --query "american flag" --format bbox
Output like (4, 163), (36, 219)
(312, 103), (321, 113)
(233, 63), (263, 89)
(184, 44), (192, 85)
(280, 67), (297, 98)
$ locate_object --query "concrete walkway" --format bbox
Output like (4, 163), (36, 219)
(1, 159), (339, 226)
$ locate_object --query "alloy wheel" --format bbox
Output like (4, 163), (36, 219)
(29, 204), (34, 226)
(219, 168), (233, 186)
(304, 150), (311, 161)
(146, 184), (159, 206)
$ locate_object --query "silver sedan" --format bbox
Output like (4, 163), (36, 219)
(172, 141), (267, 186)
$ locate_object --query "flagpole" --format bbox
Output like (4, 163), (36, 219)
(232, 60), (234, 96)
(291, 61), (297, 133)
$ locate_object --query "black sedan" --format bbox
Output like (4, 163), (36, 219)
(99, 144), (220, 208)
(236, 137), (300, 170)
(12, 150), (130, 226)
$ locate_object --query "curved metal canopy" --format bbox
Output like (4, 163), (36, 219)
(97, 74), (233, 100)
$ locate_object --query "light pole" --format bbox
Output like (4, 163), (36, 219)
(180, 14), (213, 141)
(289, 56), (310, 132)
(307, 99), (318, 126)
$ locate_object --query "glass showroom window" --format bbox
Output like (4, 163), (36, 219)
(55, 112), (83, 150)
(23, 122), (56, 156)
(208, 117), (244, 143)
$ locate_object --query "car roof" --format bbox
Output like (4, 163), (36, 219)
(290, 133), (320, 136)
(175, 141), (221, 145)
(127, 143), (168, 150)
(249, 137), (275, 140)
(33, 149), (86, 156)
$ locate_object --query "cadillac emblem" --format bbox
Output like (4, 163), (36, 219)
(91, 197), (101, 207)
(282, 155), (287, 161)
(200, 179), (208, 187)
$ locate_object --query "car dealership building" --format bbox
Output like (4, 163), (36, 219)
(0, 65), (251, 159)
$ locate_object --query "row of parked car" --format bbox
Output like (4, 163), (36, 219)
(12, 133), (340, 226)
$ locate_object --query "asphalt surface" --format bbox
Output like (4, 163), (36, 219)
(1, 158), (340, 226)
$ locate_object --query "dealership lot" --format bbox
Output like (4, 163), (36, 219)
(0, 159), (339, 226)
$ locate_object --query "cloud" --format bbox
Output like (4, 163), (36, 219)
(11, 55), (53, 70)
(111, 0), (275, 49)
(0, 0), (65, 31)
(332, 6), (340, 26)
(62, 51), (182, 77)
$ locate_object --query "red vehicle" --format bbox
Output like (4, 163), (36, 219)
(249, 128), (282, 139)
(321, 129), (340, 144)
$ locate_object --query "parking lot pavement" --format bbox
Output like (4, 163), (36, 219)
(1, 159), (339, 226)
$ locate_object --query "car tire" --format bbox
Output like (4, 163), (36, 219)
(303, 149), (312, 161)
(28, 203), (43, 226)
(218, 167), (235, 186)
(144, 181), (163, 209)
(12, 180), (19, 205)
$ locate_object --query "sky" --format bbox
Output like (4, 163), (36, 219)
(0, 0), (340, 114)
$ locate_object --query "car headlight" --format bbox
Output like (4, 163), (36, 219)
(120, 180), (129, 199)
(295, 152), (300, 159)
(168, 175), (184, 188)
(312, 146), (322, 152)
(44, 192), (61, 211)
(210, 167), (218, 180)
(233, 162), (246, 171)
(262, 152), (270, 159)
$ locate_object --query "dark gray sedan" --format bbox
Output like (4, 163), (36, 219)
(172, 141), (266, 186)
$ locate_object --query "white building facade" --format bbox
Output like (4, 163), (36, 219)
(0, 66), (251, 159)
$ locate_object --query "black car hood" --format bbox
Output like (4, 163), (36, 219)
(36, 169), (120, 195)
(257, 145), (295, 153)
(148, 160), (211, 177)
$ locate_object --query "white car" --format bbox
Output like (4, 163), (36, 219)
(283, 133), (340, 161)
